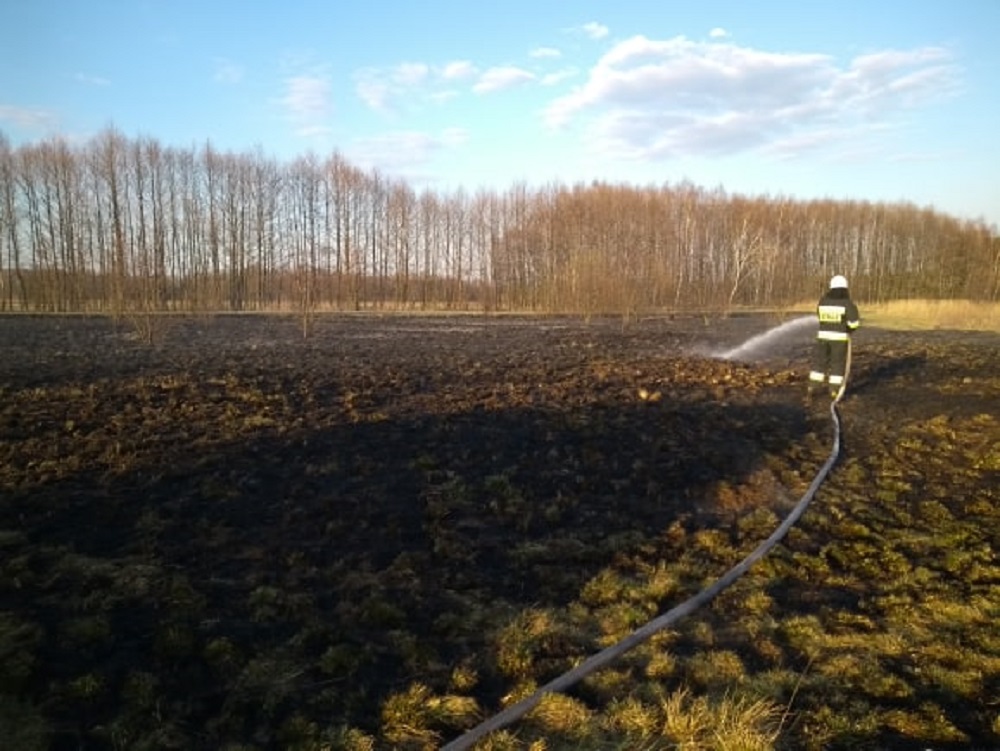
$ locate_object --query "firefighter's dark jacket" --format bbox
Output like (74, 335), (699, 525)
(816, 288), (860, 341)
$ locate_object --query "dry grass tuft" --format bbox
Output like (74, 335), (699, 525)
(526, 693), (594, 737)
(782, 298), (1000, 331)
(859, 299), (999, 331)
(604, 695), (660, 737)
(660, 687), (782, 749)
(686, 649), (748, 690)
(380, 682), (481, 747)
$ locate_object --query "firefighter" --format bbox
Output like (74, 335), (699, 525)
(809, 274), (860, 399)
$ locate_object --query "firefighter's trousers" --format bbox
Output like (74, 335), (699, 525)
(810, 338), (850, 391)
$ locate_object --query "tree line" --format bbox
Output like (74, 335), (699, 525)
(1, 128), (997, 319)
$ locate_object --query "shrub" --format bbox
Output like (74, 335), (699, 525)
(380, 683), (480, 748)
(604, 695), (660, 738)
(686, 649), (747, 691)
(494, 608), (571, 680)
(658, 687), (781, 749)
(526, 692), (594, 739)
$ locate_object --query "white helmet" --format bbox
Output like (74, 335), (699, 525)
(829, 274), (848, 289)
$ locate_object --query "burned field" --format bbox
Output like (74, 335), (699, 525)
(1, 313), (998, 750)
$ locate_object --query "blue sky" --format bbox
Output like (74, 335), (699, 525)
(2, 1), (998, 228)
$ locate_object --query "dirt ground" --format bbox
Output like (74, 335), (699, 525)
(1, 313), (997, 749)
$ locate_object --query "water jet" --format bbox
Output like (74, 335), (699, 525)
(716, 315), (815, 361)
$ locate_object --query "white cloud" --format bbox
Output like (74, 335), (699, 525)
(356, 74), (391, 112)
(709, 27), (729, 39)
(213, 58), (244, 85)
(440, 127), (469, 147)
(296, 124), (334, 139)
(581, 22), (610, 40)
(543, 34), (960, 161)
(473, 65), (535, 94)
(278, 73), (333, 137)
(0, 104), (58, 130)
(357, 60), (480, 113)
(355, 62), (430, 112)
(354, 50), (560, 113)
(393, 62), (430, 86)
(442, 60), (477, 80)
(836, 47), (960, 110)
(541, 68), (577, 87)
(282, 75), (332, 118)
(349, 127), (468, 173)
(430, 89), (460, 104)
(530, 47), (561, 59)
(75, 72), (111, 86)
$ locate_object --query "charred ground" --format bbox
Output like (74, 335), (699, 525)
(1, 313), (997, 750)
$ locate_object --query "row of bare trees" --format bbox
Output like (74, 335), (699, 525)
(2, 128), (997, 318)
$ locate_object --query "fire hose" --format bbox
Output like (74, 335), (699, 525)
(442, 344), (850, 750)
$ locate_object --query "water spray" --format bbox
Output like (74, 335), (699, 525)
(717, 315), (816, 361)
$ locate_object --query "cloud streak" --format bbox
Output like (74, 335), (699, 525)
(581, 22), (609, 40)
(278, 72), (333, 137)
(356, 60), (479, 113)
(75, 72), (111, 86)
(0, 104), (58, 131)
(356, 58), (540, 111)
(348, 127), (468, 175)
(213, 59), (244, 85)
(530, 47), (561, 59)
(472, 66), (535, 94)
(543, 35), (961, 161)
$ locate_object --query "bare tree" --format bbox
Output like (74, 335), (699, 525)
(0, 132), (26, 310)
(2, 128), (997, 317)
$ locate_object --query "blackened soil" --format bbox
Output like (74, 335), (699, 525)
(0, 313), (997, 749)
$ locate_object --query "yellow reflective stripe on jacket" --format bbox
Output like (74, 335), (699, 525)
(818, 304), (847, 323)
(817, 330), (849, 341)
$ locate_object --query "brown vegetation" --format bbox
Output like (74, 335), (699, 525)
(1, 124), (997, 749)
(862, 299), (1000, 332)
(1, 129), (998, 328)
(1, 313), (997, 750)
